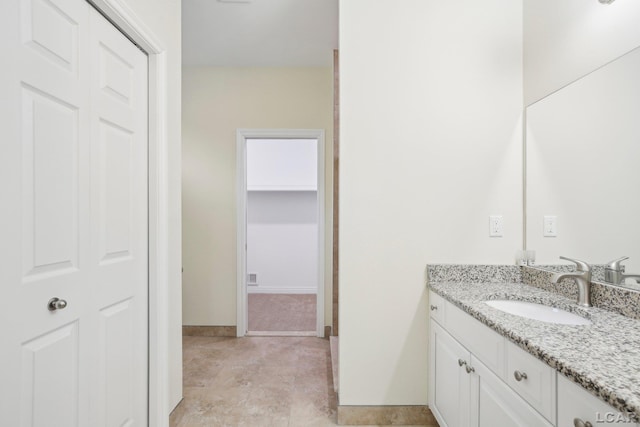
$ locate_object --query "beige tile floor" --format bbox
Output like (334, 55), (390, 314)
(170, 336), (429, 427)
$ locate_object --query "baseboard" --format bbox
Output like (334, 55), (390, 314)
(182, 325), (237, 337)
(336, 405), (437, 426)
(324, 325), (332, 338)
(329, 336), (339, 393)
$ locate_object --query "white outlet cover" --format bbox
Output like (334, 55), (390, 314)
(489, 215), (503, 237)
(543, 215), (557, 237)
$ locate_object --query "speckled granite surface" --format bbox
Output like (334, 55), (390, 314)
(427, 265), (640, 421)
(427, 264), (521, 284)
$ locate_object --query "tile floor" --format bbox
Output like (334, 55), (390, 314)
(170, 335), (429, 427)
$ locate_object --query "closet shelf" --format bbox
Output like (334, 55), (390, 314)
(247, 186), (317, 191)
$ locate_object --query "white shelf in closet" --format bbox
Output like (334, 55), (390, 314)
(247, 186), (317, 192)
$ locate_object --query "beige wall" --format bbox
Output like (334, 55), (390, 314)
(182, 67), (334, 327)
(120, 0), (183, 412)
(339, 0), (523, 405)
(524, 0), (640, 105)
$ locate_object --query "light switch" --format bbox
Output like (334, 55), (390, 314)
(543, 215), (557, 237)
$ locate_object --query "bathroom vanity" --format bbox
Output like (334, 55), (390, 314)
(427, 265), (640, 427)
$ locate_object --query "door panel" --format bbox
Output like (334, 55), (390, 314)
(21, 322), (80, 427)
(22, 0), (80, 73)
(21, 85), (79, 279)
(98, 45), (134, 105)
(98, 119), (134, 263)
(89, 6), (148, 426)
(99, 299), (135, 427)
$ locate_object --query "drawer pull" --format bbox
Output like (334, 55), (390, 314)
(573, 418), (593, 427)
(465, 365), (475, 374)
(430, 305), (438, 311)
(514, 370), (528, 381)
(458, 359), (467, 367)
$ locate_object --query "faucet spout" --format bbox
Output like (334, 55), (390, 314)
(551, 256), (592, 307)
(603, 256), (640, 285)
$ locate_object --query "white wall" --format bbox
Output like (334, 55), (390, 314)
(119, 0), (183, 411)
(247, 191), (318, 293)
(182, 67), (333, 326)
(524, 0), (640, 105)
(339, 0), (523, 406)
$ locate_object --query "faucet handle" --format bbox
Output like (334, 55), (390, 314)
(606, 256), (629, 271)
(559, 256), (591, 272)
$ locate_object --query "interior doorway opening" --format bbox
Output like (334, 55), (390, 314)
(237, 130), (325, 337)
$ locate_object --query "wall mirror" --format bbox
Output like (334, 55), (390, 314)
(525, 45), (640, 288)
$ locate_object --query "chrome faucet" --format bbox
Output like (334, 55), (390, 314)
(551, 256), (592, 307)
(604, 256), (640, 285)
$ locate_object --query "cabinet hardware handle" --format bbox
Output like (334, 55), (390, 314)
(430, 305), (438, 311)
(514, 370), (528, 381)
(458, 359), (467, 367)
(573, 418), (593, 427)
(465, 365), (475, 374)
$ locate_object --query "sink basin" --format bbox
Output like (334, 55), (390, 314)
(484, 300), (591, 325)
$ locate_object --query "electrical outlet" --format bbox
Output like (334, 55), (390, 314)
(543, 215), (557, 237)
(489, 215), (503, 237)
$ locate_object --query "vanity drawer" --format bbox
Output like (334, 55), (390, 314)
(505, 341), (556, 423)
(558, 374), (639, 427)
(445, 301), (505, 377)
(428, 291), (445, 325)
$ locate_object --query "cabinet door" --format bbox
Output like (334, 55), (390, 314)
(558, 374), (639, 427)
(470, 355), (553, 427)
(430, 322), (471, 427)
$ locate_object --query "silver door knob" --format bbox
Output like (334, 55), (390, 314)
(430, 305), (438, 311)
(573, 418), (593, 427)
(465, 365), (475, 374)
(514, 370), (528, 381)
(48, 297), (68, 311)
(458, 359), (467, 367)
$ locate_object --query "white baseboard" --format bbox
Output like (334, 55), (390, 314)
(247, 287), (316, 294)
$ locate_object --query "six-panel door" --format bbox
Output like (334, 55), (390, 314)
(0, 0), (149, 425)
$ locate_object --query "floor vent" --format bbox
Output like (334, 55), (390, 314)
(247, 273), (258, 286)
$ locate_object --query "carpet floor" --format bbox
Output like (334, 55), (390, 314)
(248, 293), (316, 332)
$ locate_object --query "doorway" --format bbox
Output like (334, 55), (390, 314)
(237, 129), (325, 337)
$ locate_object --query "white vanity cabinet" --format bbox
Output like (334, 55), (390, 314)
(429, 291), (552, 427)
(430, 321), (472, 427)
(557, 374), (638, 427)
(470, 353), (552, 427)
(428, 290), (640, 427)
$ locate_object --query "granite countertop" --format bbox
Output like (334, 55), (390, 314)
(429, 280), (640, 421)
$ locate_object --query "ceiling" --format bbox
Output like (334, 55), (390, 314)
(182, 0), (339, 67)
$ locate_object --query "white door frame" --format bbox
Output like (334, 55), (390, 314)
(236, 129), (326, 338)
(87, 1), (170, 426)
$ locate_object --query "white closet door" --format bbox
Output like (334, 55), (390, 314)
(88, 6), (148, 427)
(0, 1), (149, 426)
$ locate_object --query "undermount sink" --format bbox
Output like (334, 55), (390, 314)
(484, 300), (592, 326)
